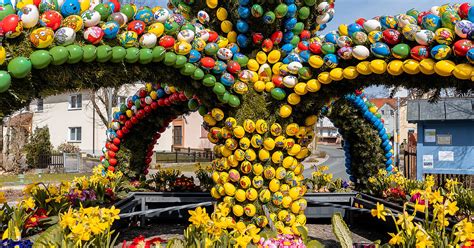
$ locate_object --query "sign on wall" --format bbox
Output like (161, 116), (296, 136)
(437, 134), (452, 145)
(422, 155), (434, 169)
(424, 129), (436, 143)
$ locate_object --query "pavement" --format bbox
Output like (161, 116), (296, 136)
(303, 144), (349, 181)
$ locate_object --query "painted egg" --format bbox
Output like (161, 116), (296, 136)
(352, 45), (370, 60)
(336, 36), (352, 48)
(60, 0), (80, 17)
(54, 27), (75, 45)
(159, 35), (175, 49)
(441, 10), (461, 30)
(200, 57), (215, 69)
(454, 20), (473, 39)
(397, 14), (416, 28)
(3, 14), (23, 38)
(62, 15), (83, 32)
(220, 72), (235, 86)
(217, 48), (233, 60)
(139, 33), (157, 48)
(177, 29), (195, 43)
(421, 14), (441, 32)
(417, 11), (431, 25)
(101, 21), (119, 39)
(351, 31), (368, 45)
(283, 75), (298, 88)
(321, 42), (336, 54)
(204, 42), (219, 55)
(467, 48), (474, 64)
(233, 81), (248, 95)
(153, 8), (169, 23)
(174, 41), (191, 55)
(196, 30), (210, 42)
(430, 44), (452, 60)
(410, 46), (430, 61)
(39, 10), (62, 30)
(287, 61), (303, 74)
(370, 42), (390, 58)
(81, 10), (100, 27)
(135, 8), (153, 24)
(391, 43), (410, 59)
(363, 19), (381, 32)
(434, 28), (454, 45)
(212, 60), (227, 74)
(18, 4), (39, 29)
(382, 29), (401, 45)
(30, 27), (54, 48)
(127, 20), (146, 35)
(380, 16), (397, 29)
(402, 24), (420, 41)
(197, 10), (209, 24)
(324, 32), (339, 44)
(108, 12), (127, 27)
(458, 3), (471, 19)
(188, 49), (201, 63)
(337, 46), (353, 60)
(406, 8), (419, 19)
(192, 38), (206, 51)
(346, 23), (363, 36)
(323, 54), (338, 68)
(368, 30), (383, 44)
(453, 39), (473, 57)
(39, 0), (58, 13)
(83, 26), (104, 44)
(415, 30), (435, 46)
(227, 60), (241, 74)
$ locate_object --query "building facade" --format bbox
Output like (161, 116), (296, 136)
(316, 117), (340, 144)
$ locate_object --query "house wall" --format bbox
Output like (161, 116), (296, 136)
(379, 104), (395, 135)
(416, 120), (474, 180)
(399, 104), (417, 143)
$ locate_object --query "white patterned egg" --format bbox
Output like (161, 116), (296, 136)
(415, 29), (435, 46)
(139, 33), (157, 48)
(177, 29), (195, 43)
(196, 30), (209, 42)
(363, 19), (381, 32)
(81, 10), (101, 27)
(287, 61), (303, 74)
(352, 45), (370, 60)
(454, 20), (473, 39)
(217, 48), (233, 60)
(154, 8), (169, 23)
(54, 27), (76, 45)
(18, 4), (39, 29)
(283, 75), (298, 88)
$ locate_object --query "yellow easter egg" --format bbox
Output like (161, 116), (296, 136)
(79, 0), (90, 13)
(387, 60), (404, 76)
(263, 138), (275, 150)
(221, 20), (233, 33)
(227, 31), (237, 43)
(282, 156), (295, 169)
(309, 55), (324, 68)
(253, 80), (265, 92)
(265, 82), (275, 92)
(247, 59), (259, 71)
(255, 119), (268, 134)
(148, 23), (164, 37)
(294, 83), (308, 95)
(279, 104), (292, 118)
(246, 188), (258, 201)
(235, 189), (246, 202)
(245, 149), (257, 161)
(356, 61), (372, 75)
(342, 66), (359, 79)
(317, 72), (332, 84)
(216, 7), (228, 21)
(272, 62), (282, 74)
(453, 64), (472, 80)
(269, 179), (281, 192)
(419, 59), (435, 75)
(282, 196), (293, 208)
(435, 60), (455, 77)
(402, 59), (420, 75)
(243, 119), (256, 133)
(338, 24), (348, 36)
(253, 163), (264, 175)
(203, 114), (217, 126)
(256, 51), (267, 64)
(272, 151), (284, 164)
(239, 175), (251, 189)
(0, 47), (6, 65)
(306, 79), (321, 92)
(305, 115), (317, 126)
(206, 0), (218, 9)
(258, 149), (270, 162)
(278, 210), (289, 221)
(296, 214), (306, 225)
(233, 204), (244, 216)
(233, 126), (245, 138)
(289, 187), (300, 201)
(274, 135), (286, 147)
(288, 144), (301, 156)
(296, 148), (310, 160)
(268, 50), (281, 64)
(369, 59), (387, 74)
(245, 203), (257, 217)
(329, 68), (344, 81)
(287, 93), (301, 105)
(211, 187), (221, 199)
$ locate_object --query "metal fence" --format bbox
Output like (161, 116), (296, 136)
(37, 153), (63, 169)
(155, 148), (214, 163)
(37, 153), (81, 172)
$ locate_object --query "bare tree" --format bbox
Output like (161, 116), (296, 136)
(89, 87), (120, 127)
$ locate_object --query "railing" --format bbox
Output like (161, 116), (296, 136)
(403, 146), (417, 180)
(425, 173), (474, 189)
(155, 148), (214, 163)
(37, 153), (63, 169)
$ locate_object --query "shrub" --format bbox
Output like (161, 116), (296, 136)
(23, 127), (52, 169)
(56, 142), (81, 153)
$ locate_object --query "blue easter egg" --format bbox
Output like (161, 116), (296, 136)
(467, 48), (474, 64)
(189, 49), (201, 63)
(380, 16), (397, 29)
(227, 43), (240, 54)
(324, 32), (339, 44)
(135, 9), (153, 24)
(212, 60), (227, 74)
(323, 54), (338, 68)
(385, 152), (393, 159)
(220, 72), (235, 87)
(421, 14), (441, 32)
(347, 23), (363, 36)
(284, 17), (297, 30)
(238, 7), (250, 18)
(237, 34), (249, 47)
(430, 44), (452, 60)
(299, 50), (310, 62)
(283, 31), (294, 43)
(61, 0), (80, 17)
(281, 43), (294, 54)
(157, 89), (165, 98)
(319, 23), (327, 31)
(102, 21), (120, 39)
(286, 4), (297, 17)
(468, 6), (474, 22)
(236, 19), (249, 33)
(370, 42), (391, 58)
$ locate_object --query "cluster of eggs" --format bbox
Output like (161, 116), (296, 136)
(204, 110), (318, 233)
(100, 82), (199, 173)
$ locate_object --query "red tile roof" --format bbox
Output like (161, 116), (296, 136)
(369, 98), (398, 110)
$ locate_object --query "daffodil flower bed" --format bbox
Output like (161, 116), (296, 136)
(305, 165), (352, 193)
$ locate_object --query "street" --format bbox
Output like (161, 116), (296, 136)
(303, 144), (349, 181)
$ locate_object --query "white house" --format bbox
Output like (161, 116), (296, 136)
(316, 117), (340, 144)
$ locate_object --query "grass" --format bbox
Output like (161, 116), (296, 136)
(0, 173), (91, 185)
(153, 162), (211, 172)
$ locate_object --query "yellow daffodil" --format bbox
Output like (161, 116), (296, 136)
(371, 202), (387, 221)
(235, 221), (247, 235)
(445, 178), (459, 189)
(21, 197), (35, 210)
(396, 211), (415, 232)
(414, 201), (426, 213)
(234, 234), (252, 247)
(188, 207), (210, 227)
(454, 219), (474, 242)
(445, 200), (459, 216)
(388, 232), (405, 245)
(0, 192), (6, 204)
(429, 190), (443, 204)
(415, 230), (434, 248)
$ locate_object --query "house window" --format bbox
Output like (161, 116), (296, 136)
(173, 125), (183, 146)
(390, 110), (394, 115)
(69, 94), (82, 110)
(69, 127), (82, 142)
(36, 99), (43, 112)
(381, 110), (385, 115)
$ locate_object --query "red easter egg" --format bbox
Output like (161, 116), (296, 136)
(116, 130), (123, 138)
(458, 3), (471, 18)
(109, 158), (117, 166)
(410, 45), (430, 61)
(272, 75), (282, 87)
(252, 32), (263, 44)
(227, 60), (241, 74)
(127, 20), (146, 35)
(40, 10), (62, 30)
(355, 18), (366, 26)
(159, 35), (175, 49)
(110, 144), (119, 152)
(2, 14), (22, 38)
(119, 115), (126, 123)
(417, 11), (430, 25)
(298, 41), (308, 50)
(208, 31), (218, 42)
(271, 31), (283, 44)
(125, 120), (133, 128)
(309, 42), (322, 54)
(131, 117), (138, 124)
(151, 102), (158, 109)
(122, 126), (129, 134)
(382, 29), (401, 45)
(200, 57), (216, 69)
(261, 38), (273, 52)
(108, 166), (115, 171)
(453, 39), (473, 57)
(300, 30), (311, 40)
(157, 98), (165, 106)
(108, 151), (116, 158)
(84, 26), (104, 44)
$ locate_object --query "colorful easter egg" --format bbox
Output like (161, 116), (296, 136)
(453, 39), (473, 57)
(61, 0), (80, 17)
(54, 26), (75, 45)
(62, 15), (83, 32)
(30, 27), (54, 48)
(410, 45), (430, 61)
(18, 4), (39, 29)
(421, 14), (441, 31)
(153, 8), (169, 23)
(368, 30), (383, 44)
(380, 16), (397, 29)
(352, 45), (370, 60)
(430, 44), (452, 60)
(81, 9), (100, 27)
(101, 20), (119, 39)
(363, 19), (381, 32)
(351, 31), (368, 45)
(127, 20), (146, 35)
(415, 30), (435, 45)
(435, 28), (454, 45)
(402, 24), (420, 41)
(441, 10), (461, 30)
(454, 20), (473, 39)
(382, 29), (401, 45)
(39, 10), (62, 30)
(83, 26), (104, 44)
(139, 33), (157, 48)
(337, 46), (353, 60)
(3, 14), (23, 38)
(391, 43), (410, 59)
(370, 42), (390, 58)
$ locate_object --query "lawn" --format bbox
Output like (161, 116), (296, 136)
(0, 173), (91, 185)
(155, 162), (211, 172)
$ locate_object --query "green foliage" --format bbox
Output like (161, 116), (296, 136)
(23, 126), (52, 169)
(331, 213), (353, 248)
(31, 224), (63, 248)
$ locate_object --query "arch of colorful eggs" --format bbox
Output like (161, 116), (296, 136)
(0, 0), (473, 236)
